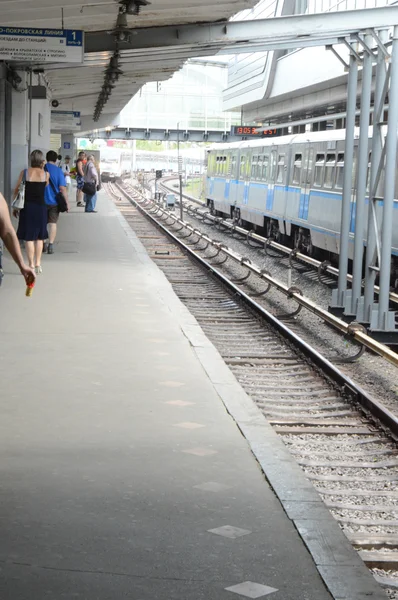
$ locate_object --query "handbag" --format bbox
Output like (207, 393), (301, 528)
(46, 169), (68, 213)
(12, 169), (26, 210)
(82, 181), (96, 196)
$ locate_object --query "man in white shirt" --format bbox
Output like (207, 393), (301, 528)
(61, 155), (72, 195)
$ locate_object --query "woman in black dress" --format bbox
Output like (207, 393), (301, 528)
(12, 150), (49, 274)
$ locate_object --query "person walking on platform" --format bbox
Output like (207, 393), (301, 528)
(76, 151), (86, 207)
(0, 193), (35, 284)
(83, 154), (99, 213)
(12, 149), (49, 274)
(44, 150), (69, 255)
(61, 155), (72, 196)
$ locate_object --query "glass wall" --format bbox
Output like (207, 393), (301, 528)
(120, 60), (240, 131)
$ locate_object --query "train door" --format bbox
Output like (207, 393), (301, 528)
(229, 152), (238, 208)
(267, 149), (277, 211)
(243, 149), (251, 205)
(299, 144), (314, 220)
(224, 151), (231, 202)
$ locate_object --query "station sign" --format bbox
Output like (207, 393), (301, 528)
(231, 126), (280, 138)
(51, 110), (81, 132)
(0, 27), (84, 63)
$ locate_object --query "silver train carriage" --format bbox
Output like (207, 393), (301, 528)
(206, 129), (398, 267)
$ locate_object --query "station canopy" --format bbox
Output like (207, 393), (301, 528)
(2, 0), (257, 120)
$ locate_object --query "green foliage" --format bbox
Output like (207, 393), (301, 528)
(135, 141), (208, 152)
(185, 177), (205, 200)
(136, 140), (165, 152)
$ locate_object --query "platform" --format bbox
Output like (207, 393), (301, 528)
(0, 190), (384, 600)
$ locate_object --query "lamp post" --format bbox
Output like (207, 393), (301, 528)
(177, 122), (183, 221)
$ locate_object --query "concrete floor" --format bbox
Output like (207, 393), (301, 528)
(0, 192), (335, 599)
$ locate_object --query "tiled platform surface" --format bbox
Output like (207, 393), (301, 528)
(0, 191), (383, 600)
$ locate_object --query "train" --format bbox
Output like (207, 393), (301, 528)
(99, 145), (206, 182)
(205, 129), (398, 269)
(100, 148), (133, 182)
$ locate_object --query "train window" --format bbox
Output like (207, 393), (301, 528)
(324, 153), (336, 188)
(207, 154), (213, 175)
(223, 156), (227, 175)
(212, 154), (217, 176)
(270, 151), (277, 182)
(276, 154), (285, 184)
(256, 155), (263, 179)
(314, 153), (325, 187)
(231, 155), (237, 178)
(240, 155), (247, 179)
(352, 149), (358, 191)
(293, 153), (302, 185)
(251, 155), (258, 178)
(226, 156), (232, 177)
(335, 153), (344, 189)
(262, 155), (269, 180)
(366, 152), (372, 192)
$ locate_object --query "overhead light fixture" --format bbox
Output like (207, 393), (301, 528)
(110, 55), (120, 69)
(119, 0), (151, 16)
(117, 30), (131, 42)
(116, 8), (128, 28)
(106, 70), (119, 83)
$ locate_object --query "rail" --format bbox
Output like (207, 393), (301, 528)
(121, 180), (398, 370)
(158, 177), (398, 306)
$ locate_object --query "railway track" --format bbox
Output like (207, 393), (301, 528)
(131, 179), (398, 369)
(107, 181), (398, 599)
(157, 176), (398, 307)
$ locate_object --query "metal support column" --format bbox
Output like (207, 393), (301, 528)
(377, 25), (398, 330)
(349, 34), (373, 318)
(363, 30), (388, 322)
(0, 64), (12, 201)
(177, 122), (183, 221)
(334, 52), (358, 308)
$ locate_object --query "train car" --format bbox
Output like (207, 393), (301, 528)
(206, 129), (398, 265)
(100, 148), (133, 182)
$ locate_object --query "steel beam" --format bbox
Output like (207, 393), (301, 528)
(349, 34), (373, 318)
(377, 25), (398, 330)
(87, 127), (252, 143)
(85, 7), (398, 55)
(336, 52), (358, 307)
(363, 30), (388, 322)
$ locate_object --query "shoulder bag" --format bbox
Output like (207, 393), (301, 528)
(82, 181), (96, 196)
(46, 168), (68, 213)
(82, 161), (97, 196)
(12, 169), (26, 210)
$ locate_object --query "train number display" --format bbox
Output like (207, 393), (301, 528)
(231, 126), (280, 138)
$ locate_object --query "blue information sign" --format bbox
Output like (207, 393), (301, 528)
(0, 27), (84, 63)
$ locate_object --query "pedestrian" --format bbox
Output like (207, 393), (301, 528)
(61, 155), (72, 196)
(0, 193), (35, 285)
(76, 151), (86, 207)
(12, 149), (49, 274)
(44, 150), (69, 255)
(83, 154), (99, 213)
(57, 154), (62, 167)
